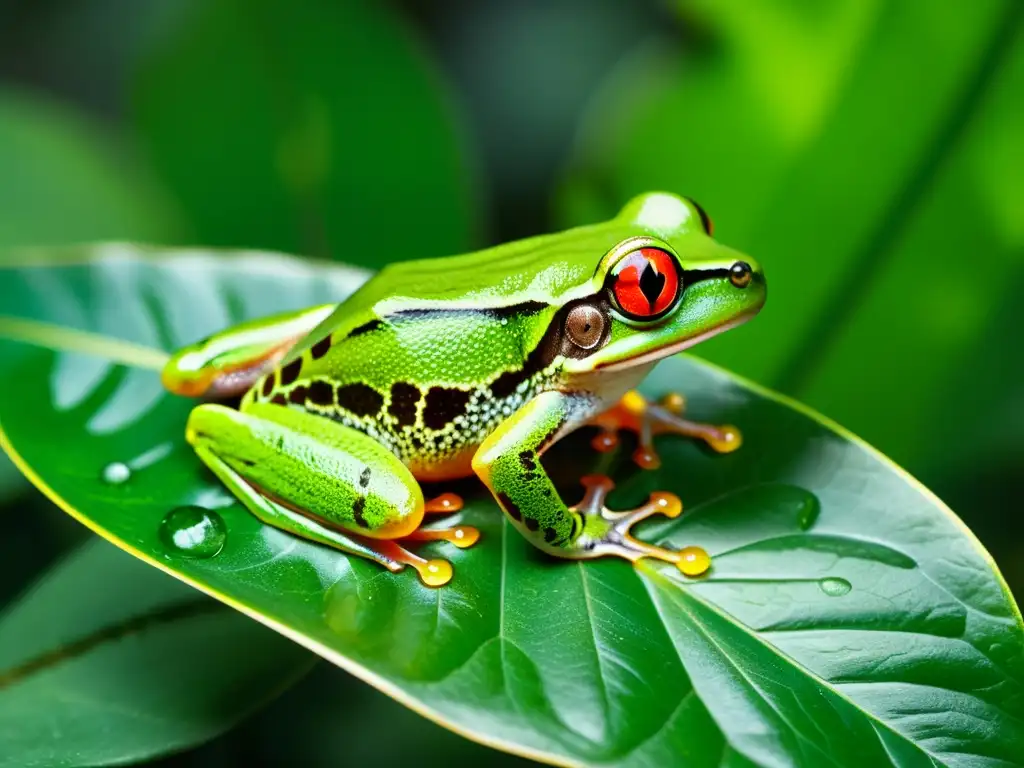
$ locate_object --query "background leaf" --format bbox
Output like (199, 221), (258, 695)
(0, 538), (313, 768)
(0, 88), (177, 249)
(556, 0), (1021, 464)
(1, 246), (1020, 767)
(132, 0), (479, 263)
(0, 85), (182, 511)
(160, 661), (534, 767)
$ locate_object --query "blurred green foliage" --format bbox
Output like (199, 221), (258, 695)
(0, 0), (1021, 765)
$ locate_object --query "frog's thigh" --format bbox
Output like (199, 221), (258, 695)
(163, 304), (334, 398)
(187, 402), (425, 540)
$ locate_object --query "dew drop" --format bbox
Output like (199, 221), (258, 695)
(101, 462), (131, 485)
(797, 492), (822, 531)
(159, 506), (227, 559)
(818, 577), (851, 597)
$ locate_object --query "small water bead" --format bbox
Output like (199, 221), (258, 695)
(159, 506), (227, 559)
(818, 577), (852, 597)
(101, 462), (131, 485)
(797, 493), (822, 531)
(676, 546), (711, 577)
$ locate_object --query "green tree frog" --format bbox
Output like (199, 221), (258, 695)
(162, 192), (765, 586)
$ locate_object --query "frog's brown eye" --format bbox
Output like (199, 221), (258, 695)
(609, 247), (680, 320)
(565, 304), (605, 349)
(686, 197), (713, 236)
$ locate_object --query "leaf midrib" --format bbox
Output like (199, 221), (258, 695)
(0, 599), (224, 690)
(777, 0), (1024, 395)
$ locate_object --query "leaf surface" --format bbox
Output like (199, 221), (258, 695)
(1, 246), (1021, 767)
(0, 538), (312, 768)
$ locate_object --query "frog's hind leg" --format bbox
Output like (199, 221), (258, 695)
(163, 304), (335, 398)
(589, 390), (741, 469)
(186, 402), (470, 586)
(192, 442), (419, 573)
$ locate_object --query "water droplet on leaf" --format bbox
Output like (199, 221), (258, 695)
(159, 506), (227, 558)
(797, 492), (821, 530)
(101, 462), (131, 485)
(818, 576), (851, 597)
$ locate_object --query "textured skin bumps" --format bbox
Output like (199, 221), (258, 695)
(243, 303), (561, 479)
(473, 391), (593, 552)
(187, 402), (423, 537)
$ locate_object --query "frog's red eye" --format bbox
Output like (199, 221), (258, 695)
(609, 248), (681, 319)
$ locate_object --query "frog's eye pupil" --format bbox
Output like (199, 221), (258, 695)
(610, 247), (680, 320)
(565, 304), (605, 349)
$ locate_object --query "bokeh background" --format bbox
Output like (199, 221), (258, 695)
(1, 1), (1021, 765)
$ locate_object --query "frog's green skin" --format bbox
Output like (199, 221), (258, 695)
(163, 192), (766, 585)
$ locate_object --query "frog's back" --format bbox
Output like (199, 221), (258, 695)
(244, 304), (561, 478)
(240, 235), (593, 478)
(237, 195), (693, 477)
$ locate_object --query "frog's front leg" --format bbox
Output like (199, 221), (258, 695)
(472, 391), (708, 576)
(589, 389), (741, 469)
(186, 402), (475, 586)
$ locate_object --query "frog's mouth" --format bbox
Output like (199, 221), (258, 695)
(595, 310), (757, 372)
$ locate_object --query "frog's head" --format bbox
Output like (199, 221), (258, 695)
(558, 192), (765, 375)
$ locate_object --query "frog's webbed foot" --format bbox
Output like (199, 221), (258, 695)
(571, 475), (711, 577)
(377, 492), (480, 586)
(401, 493), (480, 550)
(325, 493), (478, 588)
(589, 390), (741, 469)
(360, 540), (455, 587)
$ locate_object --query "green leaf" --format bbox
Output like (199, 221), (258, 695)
(793, 21), (1024, 472)
(132, 0), (479, 263)
(1, 246), (1021, 767)
(208, 661), (535, 767)
(0, 87), (181, 501)
(0, 537), (313, 768)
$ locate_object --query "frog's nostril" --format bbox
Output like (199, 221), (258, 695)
(729, 261), (752, 288)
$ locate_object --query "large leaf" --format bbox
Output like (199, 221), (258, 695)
(0, 88), (177, 249)
(795, 20), (1024, 470)
(132, 0), (479, 263)
(0, 537), (313, 768)
(1, 246), (1021, 767)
